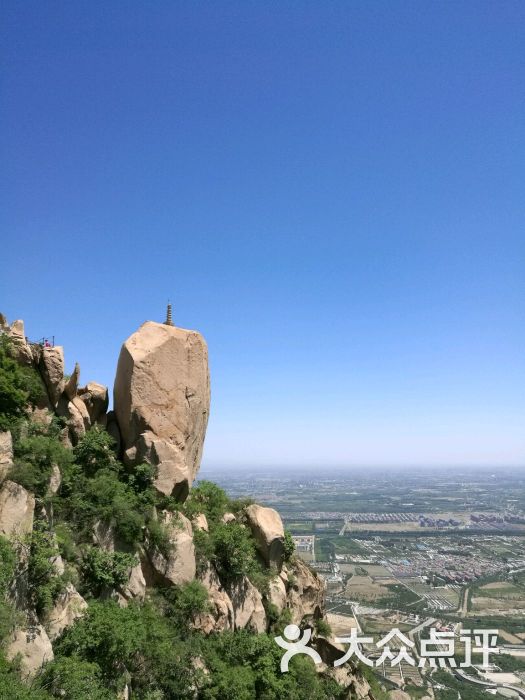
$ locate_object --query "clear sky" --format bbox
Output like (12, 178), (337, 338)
(2, 2), (524, 468)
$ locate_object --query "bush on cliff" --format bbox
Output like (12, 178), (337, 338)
(27, 518), (67, 616)
(81, 547), (137, 597)
(0, 335), (44, 431)
(10, 427), (72, 496)
(183, 480), (230, 523)
(210, 521), (258, 580)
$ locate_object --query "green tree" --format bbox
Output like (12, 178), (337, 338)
(183, 481), (230, 523)
(74, 428), (117, 477)
(211, 522), (257, 580)
(11, 430), (72, 496)
(37, 657), (113, 700)
(81, 548), (137, 597)
(27, 518), (66, 616)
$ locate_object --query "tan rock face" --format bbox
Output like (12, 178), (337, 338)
(46, 584), (88, 641)
(245, 504), (285, 570)
(57, 395), (91, 445)
(40, 346), (65, 406)
(226, 576), (267, 632)
(0, 431), (13, 482)
(47, 464), (62, 496)
(64, 362), (80, 400)
(286, 557), (325, 625)
(121, 560), (147, 601)
(79, 381), (109, 424)
(195, 564), (234, 634)
(268, 574), (287, 615)
(147, 511), (196, 586)
(114, 321), (210, 499)
(192, 513), (209, 532)
(6, 320), (33, 366)
(6, 625), (54, 679)
(0, 481), (35, 541)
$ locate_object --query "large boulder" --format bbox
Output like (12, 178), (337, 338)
(45, 584), (88, 641)
(40, 345), (65, 406)
(0, 481), (35, 541)
(0, 431), (13, 482)
(245, 504), (285, 570)
(6, 625), (54, 679)
(146, 511), (196, 586)
(114, 321), (210, 499)
(79, 381), (109, 423)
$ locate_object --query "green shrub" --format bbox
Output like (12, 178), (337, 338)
(283, 530), (295, 561)
(193, 528), (215, 573)
(55, 601), (195, 696)
(54, 523), (77, 562)
(0, 537), (16, 644)
(74, 428), (117, 477)
(37, 657), (113, 700)
(314, 618), (332, 637)
(0, 335), (45, 432)
(147, 519), (173, 558)
(159, 580), (209, 629)
(11, 431), (72, 496)
(183, 481), (230, 523)
(68, 468), (146, 546)
(81, 547), (137, 596)
(211, 522), (257, 580)
(0, 537), (15, 596)
(27, 519), (66, 616)
(199, 629), (345, 700)
(0, 655), (51, 699)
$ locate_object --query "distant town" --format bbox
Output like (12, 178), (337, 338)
(202, 466), (525, 698)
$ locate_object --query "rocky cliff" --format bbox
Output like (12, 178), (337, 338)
(0, 313), (373, 700)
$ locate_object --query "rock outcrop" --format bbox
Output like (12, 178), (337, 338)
(79, 382), (109, 424)
(0, 430), (13, 482)
(6, 625), (54, 679)
(285, 557), (325, 624)
(0, 480), (35, 541)
(146, 511), (196, 586)
(45, 584), (88, 641)
(64, 362), (80, 400)
(4, 319), (33, 366)
(267, 574), (287, 615)
(245, 504), (285, 570)
(195, 564), (234, 633)
(114, 321), (210, 500)
(40, 346), (65, 407)
(227, 575), (267, 632)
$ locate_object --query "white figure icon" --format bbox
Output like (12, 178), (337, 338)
(274, 624), (322, 672)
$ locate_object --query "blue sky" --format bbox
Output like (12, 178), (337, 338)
(2, 1), (524, 467)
